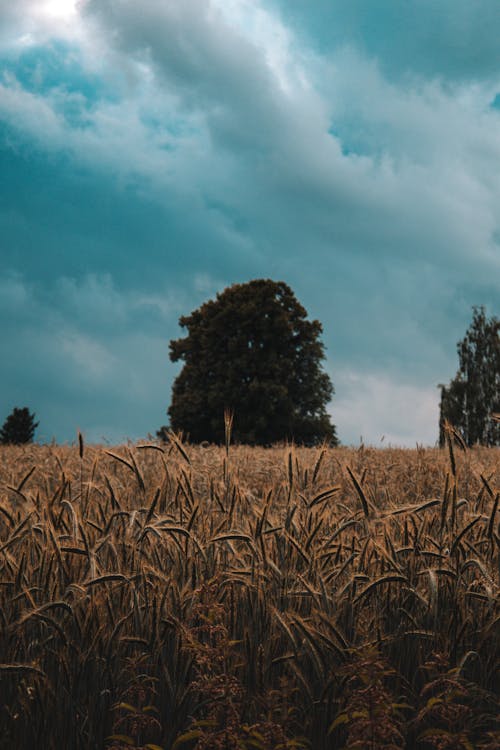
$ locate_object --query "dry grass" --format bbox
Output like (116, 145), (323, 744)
(0, 437), (498, 749)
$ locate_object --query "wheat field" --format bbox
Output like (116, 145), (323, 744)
(0, 435), (498, 749)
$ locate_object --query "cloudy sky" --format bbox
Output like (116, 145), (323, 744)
(1, 0), (499, 446)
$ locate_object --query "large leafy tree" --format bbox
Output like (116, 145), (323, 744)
(0, 407), (39, 445)
(165, 279), (338, 445)
(439, 307), (500, 446)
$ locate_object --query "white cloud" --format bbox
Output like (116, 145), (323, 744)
(0, 272), (30, 308)
(0, 75), (64, 141)
(59, 331), (116, 381)
(42, 0), (79, 22)
(332, 369), (440, 447)
(0, 0), (85, 50)
(54, 273), (194, 325)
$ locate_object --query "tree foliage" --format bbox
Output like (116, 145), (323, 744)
(0, 407), (39, 445)
(165, 279), (338, 445)
(439, 307), (500, 446)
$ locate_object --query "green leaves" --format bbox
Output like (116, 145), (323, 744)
(0, 406), (38, 445)
(166, 279), (337, 445)
(439, 306), (500, 447)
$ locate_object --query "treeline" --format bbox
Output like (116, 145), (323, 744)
(1, 283), (499, 447)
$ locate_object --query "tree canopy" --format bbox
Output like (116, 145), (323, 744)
(0, 407), (39, 445)
(165, 279), (338, 445)
(439, 306), (500, 446)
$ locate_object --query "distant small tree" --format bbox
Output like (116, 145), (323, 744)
(439, 307), (500, 446)
(0, 407), (39, 445)
(165, 279), (338, 445)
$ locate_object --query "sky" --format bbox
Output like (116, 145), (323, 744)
(1, 0), (499, 446)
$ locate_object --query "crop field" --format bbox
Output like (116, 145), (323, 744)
(0, 435), (499, 749)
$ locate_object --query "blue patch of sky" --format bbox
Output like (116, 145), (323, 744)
(271, 0), (500, 83)
(139, 114), (201, 150)
(327, 123), (375, 159)
(1, 41), (116, 126)
(328, 126), (353, 157)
